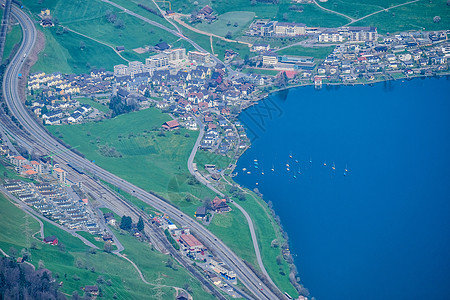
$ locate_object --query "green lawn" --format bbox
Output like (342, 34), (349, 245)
(25, 0), (181, 74)
(181, 27), (213, 53)
(32, 27), (125, 74)
(3, 24), (22, 61)
(230, 190), (297, 297)
(194, 149), (233, 171)
(76, 97), (110, 113)
(208, 208), (256, 267)
(242, 68), (280, 76)
(350, 0), (450, 33)
(277, 45), (335, 60)
(194, 11), (255, 38)
(48, 108), (214, 203)
(212, 37), (251, 61)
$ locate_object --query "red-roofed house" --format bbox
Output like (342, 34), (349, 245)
(180, 234), (205, 252)
(30, 161), (42, 174)
(198, 102), (209, 110)
(53, 167), (66, 183)
(43, 235), (58, 245)
(24, 170), (38, 176)
(207, 123), (217, 130)
(12, 156), (27, 167)
(211, 196), (230, 213)
(162, 119), (180, 130)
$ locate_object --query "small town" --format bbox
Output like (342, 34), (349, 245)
(1, 0), (449, 299)
(24, 27), (449, 182)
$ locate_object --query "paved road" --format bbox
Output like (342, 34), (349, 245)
(187, 116), (279, 290)
(4, 4), (283, 299)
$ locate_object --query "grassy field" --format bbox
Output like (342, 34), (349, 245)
(172, 0), (450, 34)
(277, 45), (335, 59)
(242, 68), (280, 76)
(181, 27), (213, 53)
(194, 11), (255, 38)
(76, 97), (110, 113)
(32, 27), (125, 74)
(208, 208), (256, 266)
(194, 149), (233, 171)
(48, 108), (215, 206)
(24, 0), (182, 74)
(351, 0), (450, 33)
(3, 24), (22, 61)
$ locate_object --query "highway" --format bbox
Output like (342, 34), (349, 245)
(3, 4), (284, 300)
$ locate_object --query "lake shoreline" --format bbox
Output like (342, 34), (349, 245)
(229, 76), (450, 299)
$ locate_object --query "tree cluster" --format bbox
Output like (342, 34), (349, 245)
(0, 257), (65, 299)
(104, 10), (125, 29)
(109, 95), (138, 117)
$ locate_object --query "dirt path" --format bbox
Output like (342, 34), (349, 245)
(115, 252), (192, 299)
(210, 35), (215, 55)
(344, 0), (420, 26)
(312, 0), (355, 22)
(172, 14), (252, 47)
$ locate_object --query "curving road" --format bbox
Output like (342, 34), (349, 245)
(3, 4), (284, 300)
(187, 116), (277, 290)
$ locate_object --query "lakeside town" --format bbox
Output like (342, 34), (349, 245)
(0, 2), (448, 299)
(24, 25), (449, 181)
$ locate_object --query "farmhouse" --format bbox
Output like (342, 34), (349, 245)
(211, 196), (231, 213)
(162, 119), (180, 130)
(43, 235), (58, 245)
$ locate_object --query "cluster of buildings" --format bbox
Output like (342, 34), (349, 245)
(3, 178), (100, 233)
(262, 52), (316, 71)
(318, 26), (378, 43)
(310, 31), (450, 84)
(247, 19), (378, 42)
(114, 48), (210, 78)
(27, 71), (112, 124)
(189, 5), (217, 23)
(247, 20), (307, 37)
(158, 213), (237, 290)
(195, 196), (232, 222)
(251, 30), (449, 86)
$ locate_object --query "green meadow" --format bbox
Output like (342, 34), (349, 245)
(3, 24), (22, 61)
(277, 45), (335, 60)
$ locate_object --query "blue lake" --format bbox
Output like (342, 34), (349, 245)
(235, 77), (450, 300)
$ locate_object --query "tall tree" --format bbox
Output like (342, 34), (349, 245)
(119, 216), (132, 231)
(137, 216), (144, 232)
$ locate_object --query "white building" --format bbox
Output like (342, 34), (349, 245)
(188, 51), (210, 64)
